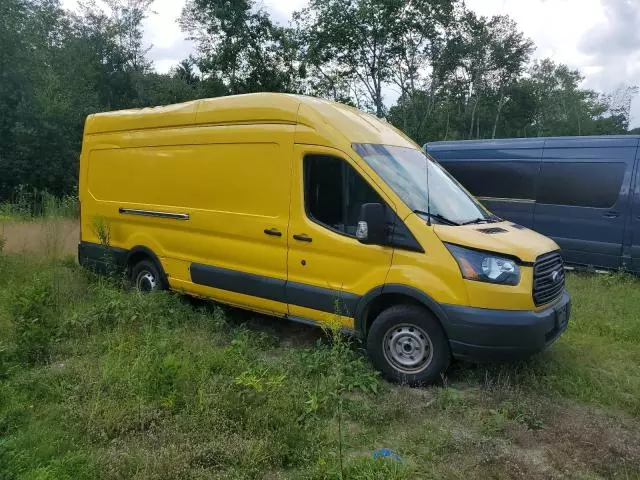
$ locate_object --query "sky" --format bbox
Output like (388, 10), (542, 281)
(61, 0), (640, 127)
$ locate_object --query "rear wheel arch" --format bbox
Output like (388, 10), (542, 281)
(126, 246), (168, 286)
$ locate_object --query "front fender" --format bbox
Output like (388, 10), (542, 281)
(354, 284), (453, 336)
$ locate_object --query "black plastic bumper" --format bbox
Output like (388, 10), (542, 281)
(441, 291), (571, 361)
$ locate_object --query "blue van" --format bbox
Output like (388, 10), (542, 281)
(426, 136), (640, 272)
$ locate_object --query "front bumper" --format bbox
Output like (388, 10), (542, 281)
(441, 291), (571, 361)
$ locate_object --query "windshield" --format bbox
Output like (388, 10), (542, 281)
(353, 144), (493, 225)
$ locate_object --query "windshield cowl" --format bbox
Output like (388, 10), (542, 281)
(413, 210), (459, 226)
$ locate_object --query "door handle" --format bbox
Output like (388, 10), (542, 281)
(293, 234), (313, 243)
(264, 228), (282, 237)
(603, 212), (620, 219)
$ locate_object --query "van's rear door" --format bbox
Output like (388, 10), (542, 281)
(533, 137), (638, 270)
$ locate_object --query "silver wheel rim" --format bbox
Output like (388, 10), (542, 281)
(382, 323), (433, 374)
(136, 270), (157, 293)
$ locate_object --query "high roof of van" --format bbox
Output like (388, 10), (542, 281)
(84, 93), (417, 149)
(427, 135), (640, 151)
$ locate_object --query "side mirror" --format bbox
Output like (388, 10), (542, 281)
(356, 203), (386, 245)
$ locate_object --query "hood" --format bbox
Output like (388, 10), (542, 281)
(432, 221), (559, 263)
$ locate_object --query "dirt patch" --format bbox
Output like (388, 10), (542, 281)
(0, 219), (79, 258)
(541, 406), (640, 478)
(497, 402), (640, 478)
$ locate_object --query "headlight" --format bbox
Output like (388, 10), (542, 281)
(445, 244), (521, 286)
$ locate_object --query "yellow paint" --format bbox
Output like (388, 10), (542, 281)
(80, 93), (563, 332)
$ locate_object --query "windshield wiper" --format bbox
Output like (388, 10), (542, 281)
(413, 210), (460, 226)
(461, 218), (490, 225)
(461, 215), (502, 225)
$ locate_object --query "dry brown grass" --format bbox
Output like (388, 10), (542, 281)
(0, 219), (79, 258)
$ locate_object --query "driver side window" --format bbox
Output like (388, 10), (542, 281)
(304, 154), (384, 237)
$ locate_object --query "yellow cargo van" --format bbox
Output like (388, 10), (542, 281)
(78, 93), (570, 384)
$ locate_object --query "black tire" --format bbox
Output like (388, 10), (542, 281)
(367, 305), (450, 386)
(130, 259), (167, 293)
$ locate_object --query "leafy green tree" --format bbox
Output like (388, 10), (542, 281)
(387, 1), (462, 135)
(180, 0), (299, 95)
(388, 10), (533, 143)
(296, 0), (454, 116)
(527, 59), (628, 137)
(0, 0), (77, 198)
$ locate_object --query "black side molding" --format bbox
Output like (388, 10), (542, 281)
(190, 263), (287, 304)
(78, 241), (128, 274)
(190, 262), (360, 316)
(286, 282), (359, 316)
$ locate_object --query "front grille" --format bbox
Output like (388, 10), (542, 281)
(533, 251), (565, 306)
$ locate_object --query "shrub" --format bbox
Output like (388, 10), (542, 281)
(66, 283), (193, 333)
(10, 275), (60, 365)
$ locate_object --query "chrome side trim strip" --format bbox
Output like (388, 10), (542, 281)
(119, 208), (190, 220)
(478, 196), (535, 204)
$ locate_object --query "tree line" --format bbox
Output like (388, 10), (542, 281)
(1, 0), (637, 200)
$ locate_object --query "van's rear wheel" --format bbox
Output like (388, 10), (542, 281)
(367, 305), (450, 386)
(131, 259), (166, 293)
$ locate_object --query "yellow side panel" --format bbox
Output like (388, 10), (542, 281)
(81, 125), (294, 316)
(87, 143), (285, 217)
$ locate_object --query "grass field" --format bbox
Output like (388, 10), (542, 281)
(1, 224), (640, 479)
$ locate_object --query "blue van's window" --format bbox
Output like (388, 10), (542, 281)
(537, 162), (626, 208)
(443, 161), (537, 200)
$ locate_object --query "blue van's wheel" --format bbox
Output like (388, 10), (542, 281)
(367, 305), (450, 386)
(131, 259), (167, 293)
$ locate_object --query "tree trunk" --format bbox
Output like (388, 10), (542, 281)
(492, 90), (505, 139)
(469, 96), (478, 139)
(376, 83), (384, 118)
(576, 102), (582, 135)
(444, 110), (450, 140)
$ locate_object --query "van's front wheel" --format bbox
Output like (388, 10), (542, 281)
(367, 305), (450, 386)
